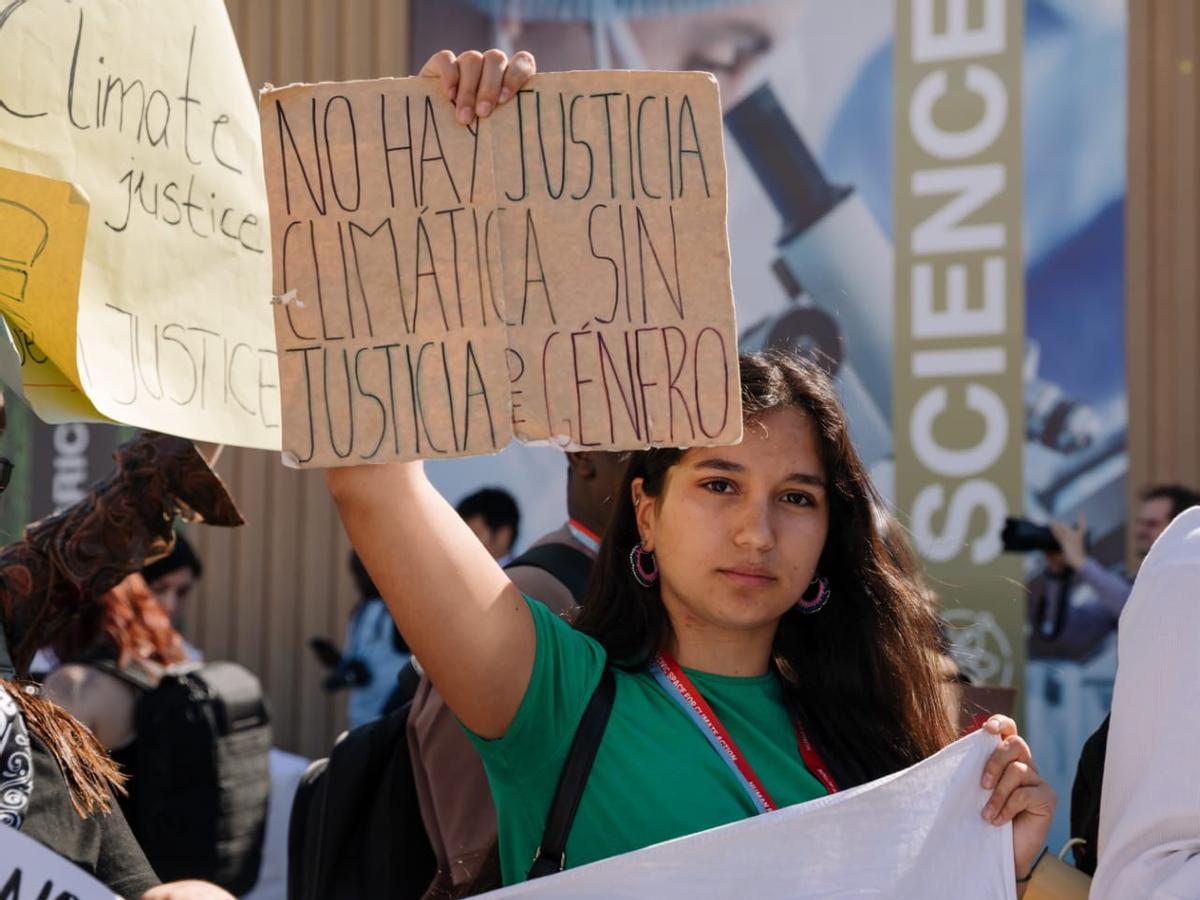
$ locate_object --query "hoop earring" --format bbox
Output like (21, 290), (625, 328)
(796, 576), (830, 614)
(630, 543), (659, 588)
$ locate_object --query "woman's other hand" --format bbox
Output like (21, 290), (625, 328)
(979, 716), (1056, 885)
(420, 48), (536, 124)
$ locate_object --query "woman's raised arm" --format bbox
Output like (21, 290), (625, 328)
(328, 462), (531, 738)
(326, 50), (538, 739)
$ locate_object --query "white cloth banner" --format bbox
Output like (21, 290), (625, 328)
(0, 824), (118, 899)
(485, 730), (1016, 899)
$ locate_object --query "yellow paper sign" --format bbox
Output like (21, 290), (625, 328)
(0, 166), (107, 422)
(0, 0), (279, 448)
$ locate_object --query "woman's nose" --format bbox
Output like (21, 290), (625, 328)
(731, 498), (775, 550)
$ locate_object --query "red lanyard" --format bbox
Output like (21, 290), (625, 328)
(652, 650), (838, 811)
(567, 518), (601, 555)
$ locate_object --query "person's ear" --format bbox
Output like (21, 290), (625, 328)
(632, 477), (656, 551)
(495, 525), (515, 555)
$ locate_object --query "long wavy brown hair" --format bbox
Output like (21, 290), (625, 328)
(50, 573), (186, 668)
(574, 352), (957, 786)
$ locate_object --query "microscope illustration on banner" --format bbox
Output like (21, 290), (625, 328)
(724, 83), (1126, 591)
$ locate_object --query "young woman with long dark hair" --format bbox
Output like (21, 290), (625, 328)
(328, 49), (1056, 894)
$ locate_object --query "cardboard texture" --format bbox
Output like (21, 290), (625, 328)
(0, 0), (280, 448)
(260, 71), (741, 467)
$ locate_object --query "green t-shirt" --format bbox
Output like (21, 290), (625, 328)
(466, 597), (829, 885)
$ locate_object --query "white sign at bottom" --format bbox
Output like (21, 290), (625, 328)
(484, 730), (1016, 900)
(0, 824), (119, 900)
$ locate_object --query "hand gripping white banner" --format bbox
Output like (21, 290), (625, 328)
(485, 730), (1016, 900)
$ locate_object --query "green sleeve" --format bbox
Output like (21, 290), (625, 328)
(465, 595), (606, 779)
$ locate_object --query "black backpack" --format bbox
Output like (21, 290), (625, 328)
(286, 698), (435, 900)
(288, 668), (614, 899)
(95, 659), (272, 894)
(1069, 714), (1110, 875)
(287, 540), (602, 899)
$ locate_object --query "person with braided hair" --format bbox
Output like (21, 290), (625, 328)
(0, 425), (242, 900)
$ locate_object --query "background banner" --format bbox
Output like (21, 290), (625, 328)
(892, 2), (1025, 706)
(412, 0), (1129, 851)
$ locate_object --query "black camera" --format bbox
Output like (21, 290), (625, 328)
(309, 637), (371, 692)
(1000, 517), (1062, 554)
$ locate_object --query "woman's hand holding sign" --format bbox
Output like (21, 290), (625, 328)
(420, 48), (537, 124)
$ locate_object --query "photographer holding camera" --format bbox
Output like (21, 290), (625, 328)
(1028, 485), (1200, 648)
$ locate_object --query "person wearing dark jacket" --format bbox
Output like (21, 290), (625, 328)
(0, 427), (241, 899)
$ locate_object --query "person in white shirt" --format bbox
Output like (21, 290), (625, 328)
(1090, 505), (1200, 898)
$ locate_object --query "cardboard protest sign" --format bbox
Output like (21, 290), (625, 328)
(0, 167), (108, 423)
(260, 71), (740, 468)
(0, 824), (120, 899)
(0, 0), (280, 448)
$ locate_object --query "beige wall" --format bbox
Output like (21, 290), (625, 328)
(187, 1), (411, 760)
(1127, 0), (1200, 560)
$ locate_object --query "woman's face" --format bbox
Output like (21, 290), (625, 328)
(634, 406), (829, 638)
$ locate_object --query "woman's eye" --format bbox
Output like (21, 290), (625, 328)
(782, 491), (813, 506)
(703, 479), (734, 494)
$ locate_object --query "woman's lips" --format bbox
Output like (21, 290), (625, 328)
(718, 567), (777, 587)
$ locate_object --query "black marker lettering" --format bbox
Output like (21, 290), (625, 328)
(324, 95), (361, 211)
(694, 327), (729, 437)
(275, 97), (326, 215)
(210, 114), (242, 173)
(381, 93), (417, 209)
(178, 26), (202, 165)
(568, 94), (593, 201)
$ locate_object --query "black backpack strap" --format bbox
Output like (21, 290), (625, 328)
(506, 542), (594, 605)
(527, 667), (616, 880)
(86, 658), (161, 692)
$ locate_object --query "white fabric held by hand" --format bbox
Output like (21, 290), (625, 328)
(484, 730), (1015, 899)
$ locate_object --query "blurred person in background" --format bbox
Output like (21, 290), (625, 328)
(456, 487), (521, 564)
(42, 571), (271, 895)
(45, 573), (187, 755)
(141, 530), (204, 659)
(1065, 489), (1200, 878)
(345, 550), (413, 729)
(0, 426), (241, 899)
(1035, 484), (1200, 651)
(1089, 506), (1200, 897)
